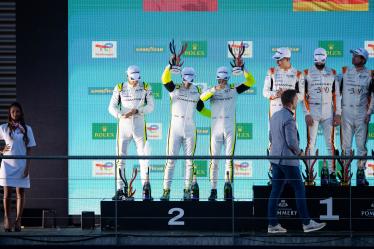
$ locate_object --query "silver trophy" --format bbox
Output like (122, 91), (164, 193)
(169, 39), (188, 74)
(228, 41), (245, 76)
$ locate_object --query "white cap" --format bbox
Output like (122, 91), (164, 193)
(126, 65), (141, 81)
(272, 47), (291, 60)
(350, 48), (369, 61)
(314, 48), (327, 63)
(216, 66), (230, 80)
(181, 67), (196, 83)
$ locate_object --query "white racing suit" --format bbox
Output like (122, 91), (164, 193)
(303, 66), (341, 173)
(263, 67), (304, 118)
(108, 81), (154, 189)
(200, 70), (256, 189)
(161, 66), (211, 190)
(340, 67), (374, 170)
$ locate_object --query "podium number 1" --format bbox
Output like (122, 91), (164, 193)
(168, 208), (185, 226)
(320, 197), (339, 220)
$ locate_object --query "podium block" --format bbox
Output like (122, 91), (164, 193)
(253, 185), (350, 231)
(101, 200), (253, 232)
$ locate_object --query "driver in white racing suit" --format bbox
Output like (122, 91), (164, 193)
(340, 48), (374, 186)
(303, 48), (341, 185)
(200, 66), (256, 201)
(160, 65), (211, 201)
(108, 65), (154, 200)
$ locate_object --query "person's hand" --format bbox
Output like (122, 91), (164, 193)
(215, 84), (225, 91)
(1, 144), (10, 154)
(365, 114), (371, 124)
(299, 150), (305, 157)
(275, 88), (284, 97)
(333, 115), (341, 126)
(123, 109), (138, 118)
(305, 115), (314, 126)
(23, 165), (29, 178)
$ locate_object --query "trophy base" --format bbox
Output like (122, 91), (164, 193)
(232, 67), (243, 76)
(170, 66), (181, 74)
(122, 196), (135, 201)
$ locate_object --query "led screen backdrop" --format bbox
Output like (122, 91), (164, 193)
(68, 0), (374, 214)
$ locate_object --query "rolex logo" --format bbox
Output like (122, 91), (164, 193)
(192, 43), (198, 50)
(328, 44), (334, 50)
(92, 123), (116, 140)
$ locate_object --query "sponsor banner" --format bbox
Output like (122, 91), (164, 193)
(271, 46), (300, 53)
(143, 0), (218, 12)
(365, 161), (374, 178)
(92, 123), (116, 139)
(234, 160), (253, 177)
(146, 123), (162, 140)
(182, 41), (207, 57)
(92, 41), (117, 58)
(227, 41), (253, 58)
(150, 83), (162, 99)
(135, 46), (165, 53)
(319, 40), (344, 57)
(365, 41), (374, 58)
(277, 199), (298, 217)
(197, 127), (210, 135)
(293, 0), (369, 12)
(134, 164), (165, 172)
(236, 123), (253, 140)
(193, 160), (208, 177)
(92, 160), (115, 177)
(360, 202), (374, 217)
(88, 87), (113, 95)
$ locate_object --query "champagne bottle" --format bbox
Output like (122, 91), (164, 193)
(320, 160), (329, 186)
(142, 167), (151, 201)
(224, 171), (232, 201)
(190, 168), (199, 201)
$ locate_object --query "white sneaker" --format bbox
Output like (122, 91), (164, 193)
(303, 220), (326, 233)
(268, 224), (287, 234)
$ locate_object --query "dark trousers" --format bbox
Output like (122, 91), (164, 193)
(267, 163), (310, 226)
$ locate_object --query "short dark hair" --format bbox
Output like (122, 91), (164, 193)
(281, 89), (297, 105)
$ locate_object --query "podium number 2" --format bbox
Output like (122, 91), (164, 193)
(168, 208), (185, 226)
(320, 197), (339, 220)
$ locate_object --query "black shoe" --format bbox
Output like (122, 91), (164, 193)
(208, 189), (217, 201)
(357, 169), (369, 186)
(112, 189), (125, 200)
(329, 172), (339, 186)
(160, 189), (170, 201)
(183, 189), (191, 201)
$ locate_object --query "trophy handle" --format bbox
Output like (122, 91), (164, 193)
(128, 168), (138, 197)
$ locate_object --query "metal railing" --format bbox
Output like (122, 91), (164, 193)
(0, 154), (373, 247)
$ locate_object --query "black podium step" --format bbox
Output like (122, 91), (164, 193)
(253, 185), (374, 231)
(101, 200), (253, 232)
